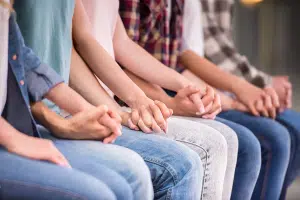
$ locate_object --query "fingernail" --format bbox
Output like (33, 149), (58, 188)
(200, 107), (205, 114)
(196, 112), (202, 116)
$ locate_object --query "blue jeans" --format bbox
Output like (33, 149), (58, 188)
(219, 110), (291, 200)
(115, 127), (203, 200)
(216, 117), (261, 200)
(275, 110), (300, 199)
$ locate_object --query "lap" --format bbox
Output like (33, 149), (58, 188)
(0, 147), (117, 200)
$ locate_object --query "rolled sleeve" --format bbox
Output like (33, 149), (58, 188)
(26, 63), (64, 102)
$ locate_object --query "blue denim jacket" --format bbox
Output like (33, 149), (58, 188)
(7, 15), (63, 137)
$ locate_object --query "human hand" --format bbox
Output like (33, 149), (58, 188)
(197, 86), (221, 119)
(233, 79), (274, 117)
(219, 93), (248, 112)
(66, 105), (122, 143)
(128, 95), (170, 133)
(271, 76), (292, 112)
(5, 133), (71, 168)
(168, 86), (203, 116)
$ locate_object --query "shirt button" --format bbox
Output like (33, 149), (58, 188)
(12, 54), (17, 61)
(20, 80), (25, 86)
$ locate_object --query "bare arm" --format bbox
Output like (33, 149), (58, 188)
(72, 0), (145, 106)
(179, 50), (245, 93)
(45, 83), (93, 115)
(114, 16), (191, 92)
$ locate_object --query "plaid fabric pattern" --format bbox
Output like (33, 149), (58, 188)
(119, 0), (185, 72)
(201, 0), (272, 88)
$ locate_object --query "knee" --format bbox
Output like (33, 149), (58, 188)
(117, 148), (153, 199)
(162, 142), (203, 186)
(262, 121), (291, 155)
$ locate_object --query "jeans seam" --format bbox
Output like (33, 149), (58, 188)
(174, 139), (209, 199)
(0, 179), (87, 200)
(143, 157), (179, 184)
(258, 137), (272, 200)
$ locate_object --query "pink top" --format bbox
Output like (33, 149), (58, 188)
(82, 0), (119, 59)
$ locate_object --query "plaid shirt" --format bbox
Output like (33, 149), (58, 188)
(201, 0), (272, 88)
(119, 0), (185, 72)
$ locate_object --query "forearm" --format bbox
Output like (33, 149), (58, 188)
(124, 70), (174, 108)
(73, 34), (146, 107)
(69, 48), (122, 114)
(45, 83), (93, 115)
(179, 50), (245, 93)
(114, 20), (191, 91)
(0, 117), (23, 148)
(31, 102), (71, 138)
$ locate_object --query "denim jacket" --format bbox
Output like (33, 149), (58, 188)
(7, 15), (63, 137)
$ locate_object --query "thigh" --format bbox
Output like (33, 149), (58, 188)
(276, 109), (300, 132)
(114, 127), (202, 186)
(0, 148), (116, 200)
(219, 110), (291, 147)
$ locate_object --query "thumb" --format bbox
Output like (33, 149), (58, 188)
(87, 105), (108, 120)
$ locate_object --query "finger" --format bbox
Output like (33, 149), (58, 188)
(189, 93), (205, 115)
(177, 86), (200, 98)
(131, 109), (140, 126)
(150, 103), (167, 131)
(151, 119), (163, 133)
(99, 114), (122, 136)
(256, 100), (269, 117)
(264, 95), (275, 118)
(138, 119), (152, 133)
(141, 106), (153, 127)
(286, 88), (292, 109)
(169, 109), (173, 116)
(108, 110), (122, 124)
(283, 81), (292, 90)
(103, 132), (120, 144)
(265, 87), (280, 108)
(203, 108), (222, 120)
(202, 94), (221, 119)
(128, 118), (139, 130)
(155, 100), (171, 119)
(248, 101), (260, 116)
(88, 105), (108, 120)
(201, 86), (214, 107)
(50, 153), (71, 168)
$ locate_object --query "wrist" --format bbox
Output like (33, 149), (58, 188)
(124, 92), (148, 108)
(176, 77), (192, 91)
(230, 78), (248, 94)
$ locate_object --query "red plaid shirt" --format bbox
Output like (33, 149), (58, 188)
(119, 0), (185, 72)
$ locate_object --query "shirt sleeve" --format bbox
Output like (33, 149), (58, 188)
(201, 0), (272, 88)
(181, 0), (204, 57)
(119, 0), (141, 42)
(11, 16), (64, 102)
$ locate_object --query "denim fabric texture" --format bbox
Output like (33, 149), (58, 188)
(219, 110), (291, 200)
(115, 126), (203, 200)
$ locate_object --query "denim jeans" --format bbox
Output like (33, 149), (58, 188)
(0, 124), (154, 200)
(275, 110), (300, 200)
(168, 116), (238, 200)
(115, 127), (203, 200)
(216, 117), (262, 200)
(219, 110), (291, 200)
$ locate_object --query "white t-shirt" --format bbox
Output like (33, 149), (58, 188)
(82, 0), (120, 96)
(182, 0), (204, 56)
(0, 0), (9, 114)
(83, 0), (119, 59)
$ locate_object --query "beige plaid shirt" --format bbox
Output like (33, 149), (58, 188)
(201, 0), (272, 88)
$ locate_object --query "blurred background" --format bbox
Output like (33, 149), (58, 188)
(233, 0), (300, 199)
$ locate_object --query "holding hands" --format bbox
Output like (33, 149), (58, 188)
(123, 96), (172, 133)
(168, 85), (222, 119)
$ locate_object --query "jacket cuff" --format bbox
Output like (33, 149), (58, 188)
(26, 63), (64, 102)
